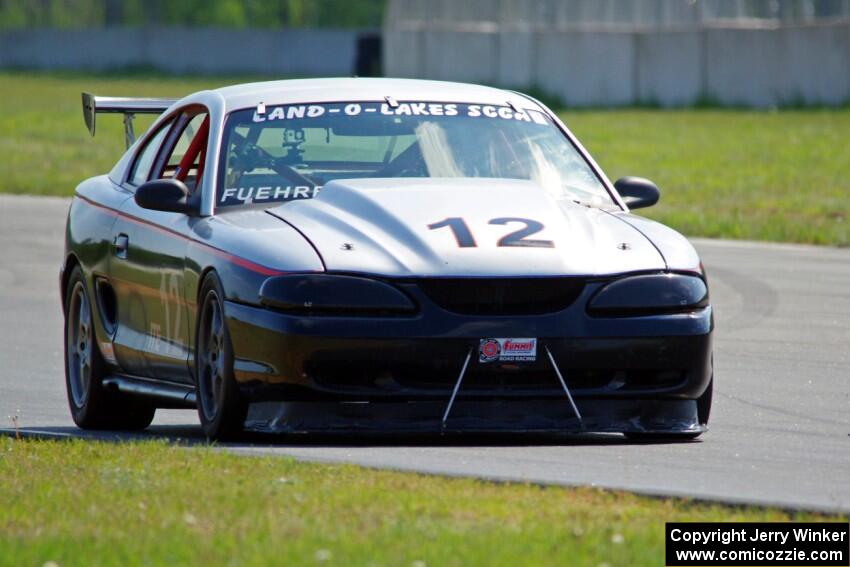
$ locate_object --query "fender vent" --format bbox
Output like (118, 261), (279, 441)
(414, 277), (585, 315)
(94, 277), (117, 334)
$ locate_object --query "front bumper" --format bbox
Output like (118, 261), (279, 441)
(225, 281), (713, 434)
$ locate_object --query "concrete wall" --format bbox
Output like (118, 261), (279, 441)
(536, 31), (637, 106)
(0, 27), (362, 76)
(3, 24), (847, 107)
(384, 21), (850, 107)
(635, 30), (703, 105)
(704, 24), (850, 106)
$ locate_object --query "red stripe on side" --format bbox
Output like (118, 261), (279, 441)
(75, 195), (288, 277)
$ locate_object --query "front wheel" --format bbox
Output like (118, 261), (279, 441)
(195, 273), (247, 440)
(64, 266), (155, 430)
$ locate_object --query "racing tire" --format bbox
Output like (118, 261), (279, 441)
(64, 266), (156, 430)
(195, 273), (247, 440)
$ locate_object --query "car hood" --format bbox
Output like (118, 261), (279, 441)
(267, 178), (665, 277)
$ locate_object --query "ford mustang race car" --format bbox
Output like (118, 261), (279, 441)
(63, 78), (712, 440)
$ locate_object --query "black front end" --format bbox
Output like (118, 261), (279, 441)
(224, 273), (713, 435)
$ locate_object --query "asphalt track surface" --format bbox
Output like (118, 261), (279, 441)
(1, 194), (849, 512)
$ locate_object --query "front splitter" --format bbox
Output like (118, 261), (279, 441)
(243, 398), (703, 435)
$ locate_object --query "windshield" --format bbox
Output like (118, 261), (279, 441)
(218, 101), (615, 209)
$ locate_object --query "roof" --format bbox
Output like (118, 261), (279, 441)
(212, 77), (546, 113)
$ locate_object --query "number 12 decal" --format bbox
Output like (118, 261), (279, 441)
(428, 217), (554, 248)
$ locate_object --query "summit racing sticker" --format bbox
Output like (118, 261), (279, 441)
(479, 338), (537, 363)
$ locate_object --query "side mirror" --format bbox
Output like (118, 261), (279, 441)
(134, 179), (193, 214)
(614, 177), (660, 210)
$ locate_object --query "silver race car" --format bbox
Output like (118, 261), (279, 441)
(63, 78), (713, 439)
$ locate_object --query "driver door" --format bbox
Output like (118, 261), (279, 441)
(111, 109), (209, 384)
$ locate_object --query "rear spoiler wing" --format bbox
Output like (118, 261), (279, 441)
(82, 92), (177, 149)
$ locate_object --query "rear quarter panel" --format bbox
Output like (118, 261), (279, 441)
(63, 175), (133, 364)
(65, 176), (132, 282)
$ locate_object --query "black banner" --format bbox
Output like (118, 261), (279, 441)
(666, 522), (849, 566)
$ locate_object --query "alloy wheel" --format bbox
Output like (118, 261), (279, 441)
(66, 282), (93, 408)
(198, 291), (226, 422)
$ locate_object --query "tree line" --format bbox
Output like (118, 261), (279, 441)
(0, 0), (385, 29)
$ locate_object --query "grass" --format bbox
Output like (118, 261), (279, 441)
(564, 109), (850, 246)
(0, 71), (848, 246)
(0, 71), (262, 198)
(0, 438), (845, 567)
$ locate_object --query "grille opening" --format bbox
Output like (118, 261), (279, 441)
(415, 277), (585, 315)
(309, 362), (686, 397)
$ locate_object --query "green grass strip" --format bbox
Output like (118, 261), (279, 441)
(0, 438), (844, 566)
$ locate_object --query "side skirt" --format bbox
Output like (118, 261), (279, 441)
(102, 374), (197, 409)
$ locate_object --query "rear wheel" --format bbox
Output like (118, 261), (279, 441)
(64, 266), (155, 430)
(195, 273), (247, 440)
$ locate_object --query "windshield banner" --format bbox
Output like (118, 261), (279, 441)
(252, 102), (549, 126)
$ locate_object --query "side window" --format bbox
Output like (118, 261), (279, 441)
(128, 122), (171, 186)
(160, 113), (209, 192)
